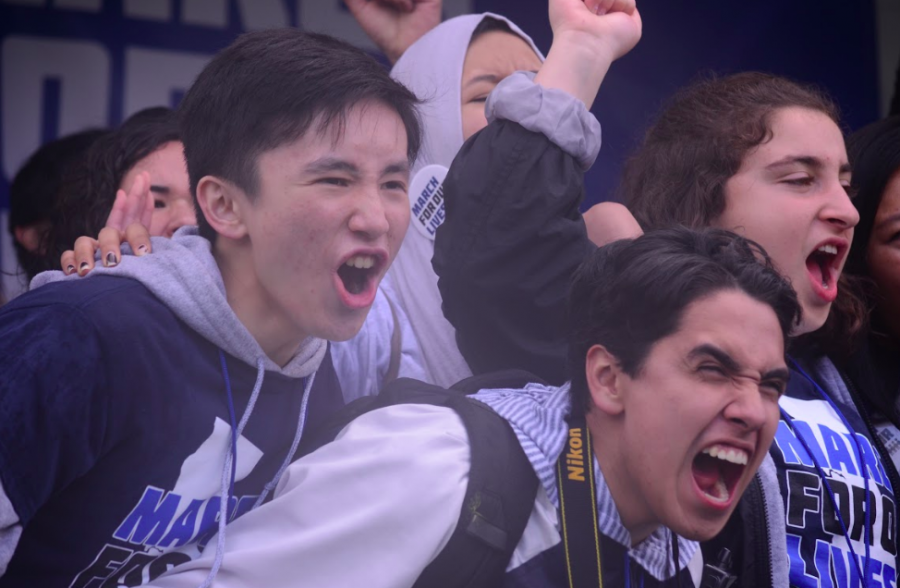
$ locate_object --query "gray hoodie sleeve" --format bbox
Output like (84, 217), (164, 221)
(0, 481), (21, 576)
(485, 71), (602, 170)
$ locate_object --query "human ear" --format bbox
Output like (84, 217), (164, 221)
(585, 344), (625, 416)
(195, 176), (247, 240)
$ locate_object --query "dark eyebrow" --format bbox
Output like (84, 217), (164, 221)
(765, 156), (822, 171)
(382, 161), (410, 176)
(464, 73), (500, 89)
(765, 155), (851, 175)
(688, 344), (741, 373)
(149, 185), (169, 194)
(689, 343), (789, 383)
(303, 157), (359, 177)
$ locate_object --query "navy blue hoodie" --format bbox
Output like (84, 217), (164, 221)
(0, 228), (344, 587)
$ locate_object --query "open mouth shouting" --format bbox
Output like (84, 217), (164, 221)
(805, 239), (848, 304)
(691, 443), (750, 509)
(334, 250), (386, 310)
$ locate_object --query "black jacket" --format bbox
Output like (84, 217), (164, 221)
(434, 118), (594, 387)
(434, 112), (900, 586)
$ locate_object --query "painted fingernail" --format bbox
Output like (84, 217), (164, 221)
(79, 262), (89, 274)
(105, 252), (118, 268)
(66, 264), (76, 275)
(137, 244), (148, 255)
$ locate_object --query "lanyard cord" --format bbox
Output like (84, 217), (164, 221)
(783, 356), (872, 580)
(623, 550), (646, 588)
(219, 349), (239, 499)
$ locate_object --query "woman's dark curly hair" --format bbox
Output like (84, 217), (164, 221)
(622, 72), (866, 357)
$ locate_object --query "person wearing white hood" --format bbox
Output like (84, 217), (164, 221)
(363, 8), (546, 387)
(0, 29), (421, 587)
(349, 1), (641, 387)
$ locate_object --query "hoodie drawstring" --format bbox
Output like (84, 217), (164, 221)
(254, 371), (317, 508)
(196, 353), (317, 588)
(196, 354), (266, 588)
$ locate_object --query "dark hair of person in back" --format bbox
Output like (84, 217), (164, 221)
(8, 128), (108, 280)
(622, 72), (838, 230)
(566, 227), (801, 413)
(177, 28), (422, 242)
(845, 116), (900, 285)
(840, 116), (900, 420)
(40, 107), (180, 274)
(470, 15), (514, 42)
(621, 72), (866, 357)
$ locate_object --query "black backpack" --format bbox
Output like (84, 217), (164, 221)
(299, 370), (542, 588)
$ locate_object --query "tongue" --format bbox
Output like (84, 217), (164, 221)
(806, 256), (824, 286)
(339, 266), (367, 295)
(692, 455), (721, 491)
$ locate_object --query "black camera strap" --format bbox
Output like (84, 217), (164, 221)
(556, 415), (604, 587)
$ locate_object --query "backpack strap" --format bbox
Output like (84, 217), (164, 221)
(383, 292), (402, 386)
(298, 374), (542, 588)
(413, 376), (540, 588)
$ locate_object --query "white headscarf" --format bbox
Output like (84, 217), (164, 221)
(388, 13), (543, 387)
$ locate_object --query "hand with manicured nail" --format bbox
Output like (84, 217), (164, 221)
(106, 171), (153, 234)
(344, 0), (442, 63)
(59, 170), (154, 276)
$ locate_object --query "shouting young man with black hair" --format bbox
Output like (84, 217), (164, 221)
(0, 29), (420, 587)
(139, 227), (800, 588)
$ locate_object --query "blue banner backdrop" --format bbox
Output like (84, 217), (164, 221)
(0, 0), (880, 298)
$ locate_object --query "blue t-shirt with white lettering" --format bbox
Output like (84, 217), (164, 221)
(0, 276), (344, 587)
(770, 364), (898, 588)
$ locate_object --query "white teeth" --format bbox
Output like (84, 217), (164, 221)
(817, 244), (838, 256)
(699, 475), (730, 503)
(701, 444), (748, 466)
(345, 255), (375, 269)
(704, 478), (730, 503)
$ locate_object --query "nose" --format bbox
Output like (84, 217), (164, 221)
(820, 181), (860, 232)
(722, 382), (769, 432)
(348, 187), (390, 239)
(164, 200), (198, 238)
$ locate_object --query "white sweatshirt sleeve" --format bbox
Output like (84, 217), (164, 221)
(149, 404), (470, 588)
(331, 275), (428, 402)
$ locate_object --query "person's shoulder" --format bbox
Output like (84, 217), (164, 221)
(1, 275), (174, 338)
(339, 401), (469, 447)
(6, 275), (154, 314)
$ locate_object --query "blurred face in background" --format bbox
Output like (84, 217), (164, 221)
(864, 169), (900, 339)
(120, 141), (196, 237)
(460, 29), (542, 141)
